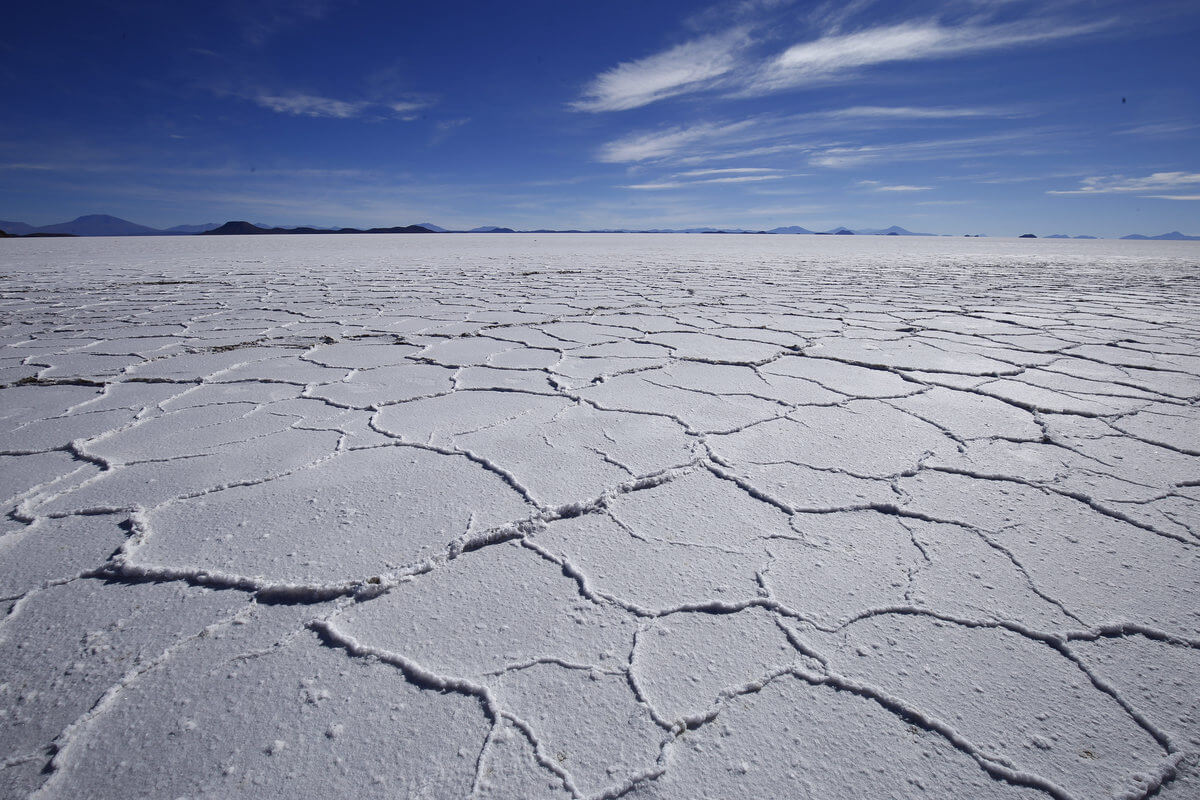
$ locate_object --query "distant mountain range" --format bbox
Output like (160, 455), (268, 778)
(0, 215), (224, 237)
(2, 214), (1198, 240)
(1119, 231), (1200, 241)
(202, 221), (437, 235)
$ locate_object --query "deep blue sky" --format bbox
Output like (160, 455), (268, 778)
(2, 0), (1198, 235)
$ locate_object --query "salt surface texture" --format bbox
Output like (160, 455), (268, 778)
(1, 234), (1198, 799)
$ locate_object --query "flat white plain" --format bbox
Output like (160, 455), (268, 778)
(1, 234), (1198, 799)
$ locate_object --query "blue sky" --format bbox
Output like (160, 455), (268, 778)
(2, 0), (1198, 235)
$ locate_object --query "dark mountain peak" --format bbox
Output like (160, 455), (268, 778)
(70, 214), (129, 223)
(38, 215), (162, 236)
(165, 222), (222, 234)
(202, 221), (269, 235)
(0, 220), (37, 235)
(364, 225), (439, 234)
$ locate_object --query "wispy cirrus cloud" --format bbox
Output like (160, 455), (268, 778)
(1047, 171), (1200, 196)
(573, 7), (1111, 112)
(253, 93), (367, 118)
(624, 173), (785, 190)
(807, 130), (1047, 168)
(746, 20), (1109, 95)
(597, 120), (755, 163)
(250, 92), (433, 119)
(572, 31), (748, 112)
(857, 179), (932, 192)
(1115, 121), (1200, 137)
(810, 105), (1026, 120)
(595, 105), (1023, 164)
(677, 167), (780, 177)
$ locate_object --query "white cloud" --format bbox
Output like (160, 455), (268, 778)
(623, 174), (784, 190)
(389, 100), (433, 116)
(572, 31), (747, 112)
(677, 167), (780, 176)
(1116, 121), (1200, 137)
(1140, 194), (1200, 200)
(751, 20), (1109, 94)
(812, 105), (1020, 120)
(857, 180), (932, 191)
(597, 121), (754, 163)
(808, 130), (1040, 167)
(254, 93), (366, 118)
(574, 14), (1109, 111)
(596, 105), (1037, 165)
(1047, 171), (1200, 195)
(251, 93), (433, 120)
(697, 174), (783, 184)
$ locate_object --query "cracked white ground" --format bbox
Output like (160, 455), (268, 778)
(1, 234), (1198, 799)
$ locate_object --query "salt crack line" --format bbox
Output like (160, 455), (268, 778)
(28, 602), (260, 798)
(309, 618), (585, 799)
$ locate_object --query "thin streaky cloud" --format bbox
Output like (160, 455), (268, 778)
(1115, 121), (1199, 137)
(623, 174), (784, 190)
(857, 180), (933, 191)
(251, 92), (433, 120)
(596, 106), (1036, 164)
(572, 31), (747, 112)
(597, 120), (755, 163)
(254, 93), (367, 118)
(1047, 171), (1200, 195)
(699, 174), (784, 184)
(677, 167), (780, 176)
(574, 13), (1110, 111)
(812, 105), (1025, 120)
(808, 130), (1050, 168)
(748, 19), (1113, 94)
(1137, 195), (1200, 201)
(389, 100), (433, 114)
(876, 185), (932, 192)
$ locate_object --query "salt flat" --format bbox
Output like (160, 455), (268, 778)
(1, 233), (1198, 799)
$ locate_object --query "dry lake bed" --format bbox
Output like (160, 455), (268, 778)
(1, 233), (1198, 799)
